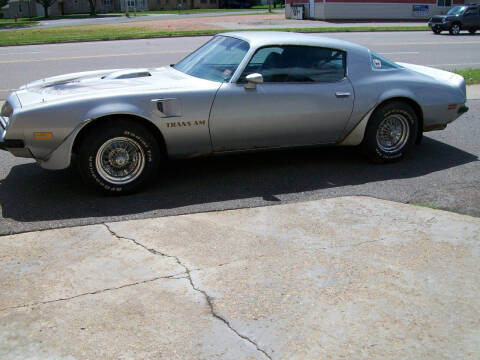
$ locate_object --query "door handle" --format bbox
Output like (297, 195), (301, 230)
(335, 92), (351, 98)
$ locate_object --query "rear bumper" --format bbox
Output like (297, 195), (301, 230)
(458, 105), (469, 115)
(424, 104), (469, 132)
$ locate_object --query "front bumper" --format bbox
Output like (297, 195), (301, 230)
(0, 138), (24, 150)
(0, 115), (26, 153)
(428, 22), (451, 30)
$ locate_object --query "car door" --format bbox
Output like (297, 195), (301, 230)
(209, 45), (354, 152)
(463, 7), (479, 29)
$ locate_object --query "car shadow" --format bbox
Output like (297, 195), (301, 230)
(0, 136), (477, 226)
(435, 32), (480, 36)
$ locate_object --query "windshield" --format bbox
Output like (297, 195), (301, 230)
(447, 6), (467, 15)
(174, 36), (250, 83)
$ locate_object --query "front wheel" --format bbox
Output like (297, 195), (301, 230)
(362, 102), (418, 163)
(78, 120), (161, 194)
(449, 23), (461, 35)
(432, 27), (442, 34)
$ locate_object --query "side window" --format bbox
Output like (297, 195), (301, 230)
(240, 47), (284, 81)
(468, 7), (479, 15)
(240, 46), (346, 83)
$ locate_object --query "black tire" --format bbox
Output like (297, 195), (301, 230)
(77, 119), (161, 194)
(432, 27), (442, 34)
(362, 101), (418, 163)
(469, 28), (477, 34)
(449, 23), (461, 35)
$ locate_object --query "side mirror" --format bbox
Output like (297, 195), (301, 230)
(244, 73), (264, 89)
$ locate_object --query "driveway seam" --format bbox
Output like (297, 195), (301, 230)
(104, 223), (273, 360)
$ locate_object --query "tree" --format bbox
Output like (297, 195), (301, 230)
(88, 0), (97, 16)
(35, 0), (57, 18)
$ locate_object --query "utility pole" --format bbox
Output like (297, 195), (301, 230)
(268, 0), (272, 13)
(125, 0), (129, 17)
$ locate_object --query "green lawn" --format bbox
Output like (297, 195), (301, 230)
(455, 68), (480, 85)
(251, 4), (285, 9)
(0, 24), (429, 46)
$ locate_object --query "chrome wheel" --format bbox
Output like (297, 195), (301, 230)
(376, 114), (410, 153)
(95, 137), (145, 185)
(451, 24), (460, 35)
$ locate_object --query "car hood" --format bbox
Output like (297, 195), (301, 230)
(430, 15), (447, 20)
(15, 66), (218, 107)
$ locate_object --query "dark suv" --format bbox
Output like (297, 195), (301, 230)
(428, 4), (480, 34)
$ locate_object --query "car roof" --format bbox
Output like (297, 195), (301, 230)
(220, 31), (368, 53)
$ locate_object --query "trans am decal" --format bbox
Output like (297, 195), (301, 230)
(166, 120), (206, 128)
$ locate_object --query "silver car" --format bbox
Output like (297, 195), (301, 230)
(0, 31), (469, 194)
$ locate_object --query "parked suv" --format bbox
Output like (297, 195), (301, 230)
(428, 4), (480, 34)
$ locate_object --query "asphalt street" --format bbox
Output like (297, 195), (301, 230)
(0, 32), (479, 234)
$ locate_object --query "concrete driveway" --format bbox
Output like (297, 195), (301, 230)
(1, 196), (479, 359)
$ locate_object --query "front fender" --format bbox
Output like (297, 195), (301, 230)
(38, 119), (91, 170)
(84, 100), (153, 123)
(39, 99), (157, 170)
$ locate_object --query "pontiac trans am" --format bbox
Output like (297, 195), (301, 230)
(0, 32), (469, 193)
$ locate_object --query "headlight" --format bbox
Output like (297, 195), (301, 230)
(1, 101), (13, 118)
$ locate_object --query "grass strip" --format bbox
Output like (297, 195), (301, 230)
(411, 203), (440, 210)
(0, 25), (429, 46)
(454, 68), (480, 85)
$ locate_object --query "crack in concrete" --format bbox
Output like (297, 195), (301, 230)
(104, 223), (272, 360)
(0, 273), (184, 313)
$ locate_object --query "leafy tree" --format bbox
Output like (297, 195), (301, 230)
(88, 0), (97, 16)
(36, 0), (57, 18)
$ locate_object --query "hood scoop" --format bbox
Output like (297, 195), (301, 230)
(102, 69), (152, 80)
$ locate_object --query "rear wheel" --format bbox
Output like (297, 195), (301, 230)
(449, 23), (461, 35)
(362, 101), (418, 163)
(77, 119), (161, 194)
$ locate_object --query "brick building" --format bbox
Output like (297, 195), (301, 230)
(2, 0), (218, 18)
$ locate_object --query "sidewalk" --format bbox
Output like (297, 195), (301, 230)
(467, 83), (480, 100)
(1, 196), (479, 359)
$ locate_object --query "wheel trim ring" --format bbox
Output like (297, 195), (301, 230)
(95, 137), (146, 185)
(452, 24), (460, 34)
(375, 114), (410, 153)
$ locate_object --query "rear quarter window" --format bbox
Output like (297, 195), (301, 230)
(370, 53), (402, 71)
